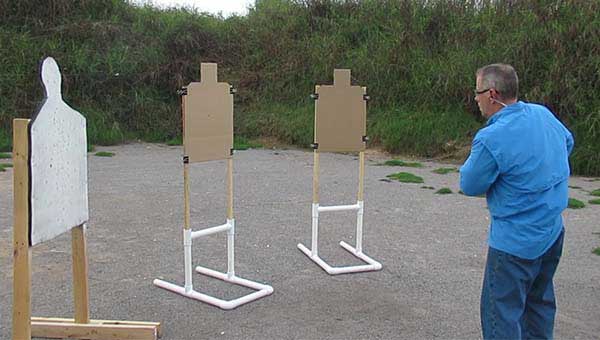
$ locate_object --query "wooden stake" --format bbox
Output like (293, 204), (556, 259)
(312, 150), (320, 204)
(12, 118), (31, 340)
(182, 93), (191, 231)
(71, 224), (90, 324)
(227, 158), (233, 219)
(312, 84), (320, 204)
(358, 151), (365, 201)
(183, 163), (190, 230)
(181, 91), (186, 151)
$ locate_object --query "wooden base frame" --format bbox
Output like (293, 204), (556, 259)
(12, 119), (161, 340)
(31, 318), (161, 340)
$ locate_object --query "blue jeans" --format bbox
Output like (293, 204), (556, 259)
(481, 230), (564, 340)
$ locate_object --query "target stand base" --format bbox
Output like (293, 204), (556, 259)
(297, 241), (382, 275)
(153, 267), (273, 310)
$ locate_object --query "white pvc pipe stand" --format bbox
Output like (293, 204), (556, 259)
(297, 151), (382, 275)
(154, 219), (273, 310)
(297, 201), (382, 275)
(154, 157), (273, 309)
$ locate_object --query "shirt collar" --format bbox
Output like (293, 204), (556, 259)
(487, 101), (524, 125)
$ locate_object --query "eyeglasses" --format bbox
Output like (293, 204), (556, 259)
(474, 88), (491, 96)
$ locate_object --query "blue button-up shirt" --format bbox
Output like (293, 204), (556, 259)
(460, 101), (574, 259)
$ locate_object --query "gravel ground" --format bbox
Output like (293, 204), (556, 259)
(1, 142), (599, 340)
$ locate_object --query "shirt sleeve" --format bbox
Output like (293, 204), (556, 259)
(459, 137), (499, 196)
(566, 130), (574, 155)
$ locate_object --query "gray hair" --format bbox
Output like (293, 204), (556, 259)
(476, 63), (519, 100)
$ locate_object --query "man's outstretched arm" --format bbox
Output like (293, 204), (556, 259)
(460, 138), (499, 196)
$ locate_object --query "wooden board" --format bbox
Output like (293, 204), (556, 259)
(183, 63), (233, 163)
(12, 118), (32, 340)
(31, 318), (159, 340)
(31, 317), (162, 338)
(29, 57), (88, 246)
(314, 69), (366, 152)
(71, 225), (90, 324)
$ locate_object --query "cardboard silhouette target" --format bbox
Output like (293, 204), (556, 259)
(298, 69), (381, 275)
(12, 57), (160, 340)
(184, 63), (233, 162)
(314, 69), (367, 152)
(29, 57), (89, 246)
(154, 62), (273, 310)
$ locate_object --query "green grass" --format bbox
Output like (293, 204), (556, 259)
(163, 135), (263, 150)
(568, 198), (585, 209)
(236, 103), (313, 148)
(421, 186), (435, 190)
(84, 107), (128, 146)
(568, 185), (582, 189)
(166, 136), (182, 146)
(382, 159), (423, 167)
(435, 187), (453, 194)
(433, 167), (458, 174)
(94, 151), (115, 157)
(0, 0), (600, 176)
(0, 152), (11, 159)
(593, 247), (600, 256)
(0, 163), (13, 171)
(588, 198), (600, 205)
(369, 106), (482, 158)
(387, 172), (424, 183)
(234, 136), (263, 150)
(0, 129), (10, 152)
(590, 189), (600, 196)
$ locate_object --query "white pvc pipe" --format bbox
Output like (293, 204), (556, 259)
(318, 203), (360, 212)
(298, 242), (382, 275)
(339, 241), (382, 270)
(227, 218), (235, 279)
(153, 276), (273, 310)
(155, 217), (274, 309)
(191, 222), (231, 239)
(196, 266), (273, 292)
(311, 203), (319, 257)
(183, 229), (193, 293)
(356, 201), (364, 253)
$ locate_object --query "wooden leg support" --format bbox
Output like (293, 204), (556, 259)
(31, 317), (161, 340)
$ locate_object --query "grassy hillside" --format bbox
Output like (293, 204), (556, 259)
(1, 0), (598, 175)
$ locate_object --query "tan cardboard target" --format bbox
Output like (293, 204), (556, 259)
(183, 63), (233, 163)
(314, 69), (366, 152)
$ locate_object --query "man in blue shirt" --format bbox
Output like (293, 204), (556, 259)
(460, 64), (574, 340)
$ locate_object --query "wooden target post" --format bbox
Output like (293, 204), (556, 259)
(12, 57), (160, 340)
(297, 69), (382, 275)
(153, 63), (273, 309)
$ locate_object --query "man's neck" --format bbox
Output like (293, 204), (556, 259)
(486, 99), (519, 119)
